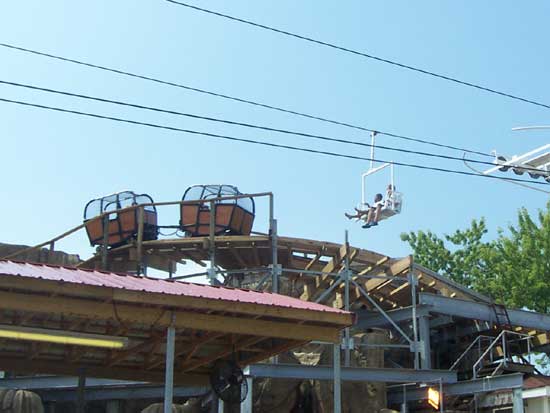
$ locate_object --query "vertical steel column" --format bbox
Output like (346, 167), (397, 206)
(333, 341), (342, 413)
(208, 200), (216, 284)
(163, 316), (176, 413)
(106, 400), (120, 413)
(512, 388), (524, 413)
(344, 230), (351, 367)
(101, 214), (109, 270)
(76, 370), (86, 413)
(136, 206), (144, 275)
(419, 316), (432, 369)
(439, 378), (444, 413)
(241, 377), (253, 413)
(271, 218), (279, 294)
(410, 271), (420, 370)
(400, 385), (407, 413)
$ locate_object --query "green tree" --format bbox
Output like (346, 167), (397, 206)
(401, 203), (550, 313)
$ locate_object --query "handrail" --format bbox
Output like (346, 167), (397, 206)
(1, 192), (274, 261)
(448, 335), (493, 371)
(472, 330), (532, 379)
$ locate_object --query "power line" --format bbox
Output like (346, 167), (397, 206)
(0, 42), (491, 158)
(2, 78), (545, 174)
(1, 95), (547, 187)
(165, 1), (550, 112)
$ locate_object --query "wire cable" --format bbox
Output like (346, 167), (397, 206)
(1, 95), (547, 186)
(2, 78), (546, 174)
(0, 42), (492, 158)
(165, 0), (550, 112)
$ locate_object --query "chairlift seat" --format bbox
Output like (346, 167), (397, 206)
(355, 192), (403, 223)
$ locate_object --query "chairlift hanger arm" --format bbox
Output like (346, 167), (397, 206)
(483, 144), (550, 175)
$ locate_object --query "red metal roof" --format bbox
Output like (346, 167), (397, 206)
(0, 260), (349, 315)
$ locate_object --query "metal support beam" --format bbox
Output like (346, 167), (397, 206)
(355, 305), (432, 330)
(410, 272), (420, 370)
(76, 371), (86, 413)
(351, 280), (413, 346)
(387, 373), (523, 404)
(513, 388), (524, 413)
(343, 230), (351, 368)
(163, 321), (176, 413)
(333, 343), (342, 413)
(419, 316), (431, 370)
(37, 386), (208, 402)
(271, 218), (278, 294)
(244, 363), (457, 384)
(106, 400), (120, 413)
(420, 293), (550, 330)
(241, 377), (253, 413)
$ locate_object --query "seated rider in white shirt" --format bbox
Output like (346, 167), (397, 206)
(345, 193), (384, 228)
(363, 193), (384, 228)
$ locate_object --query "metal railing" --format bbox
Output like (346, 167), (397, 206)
(472, 330), (532, 379)
(448, 335), (494, 371)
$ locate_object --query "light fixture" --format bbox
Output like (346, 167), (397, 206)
(0, 324), (128, 349)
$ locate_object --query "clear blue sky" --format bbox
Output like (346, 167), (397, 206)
(1, 1), (550, 264)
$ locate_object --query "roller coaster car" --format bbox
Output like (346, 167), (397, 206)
(180, 185), (255, 237)
(84, 191), (158, 247)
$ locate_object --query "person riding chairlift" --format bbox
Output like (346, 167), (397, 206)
(345, 184), (395, 228)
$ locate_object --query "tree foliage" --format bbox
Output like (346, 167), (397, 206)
(401, 203), (550, 313)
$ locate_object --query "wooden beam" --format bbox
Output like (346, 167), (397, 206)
(147, 332), (224, 370)
(182, 336), (264, 372)
(229, 248), (248, 268)
(108, 334), (164, 367)
(0, 275), (352, 326)
(0, 291), (343, 343)
(239, 340), (307, 366)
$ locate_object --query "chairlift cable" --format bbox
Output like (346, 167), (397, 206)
(2, 78), (546, 174)
(1, 95), (548, 187)
(164, 0), (550, 113)
(0, 42), (492, 158)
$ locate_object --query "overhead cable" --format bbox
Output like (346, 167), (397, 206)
(1, 96), (547, 186)
(165, 0), (550, 112)
(1, 78), (545, 174)
(0, 42), (491, 157)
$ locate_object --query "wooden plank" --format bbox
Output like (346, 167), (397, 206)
(0, 291), (343, 343)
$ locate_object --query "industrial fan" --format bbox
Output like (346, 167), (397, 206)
(210, 359), (248, 404)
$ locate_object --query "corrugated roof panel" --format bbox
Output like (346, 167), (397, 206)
(0, 260), (349, 315)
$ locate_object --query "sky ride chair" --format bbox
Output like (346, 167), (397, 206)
(179, 185), (255, 237)
(84, 191), (158, 248)
(356, 132), (403, 224)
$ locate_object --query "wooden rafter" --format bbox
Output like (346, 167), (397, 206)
(181, 336), (265, 372)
